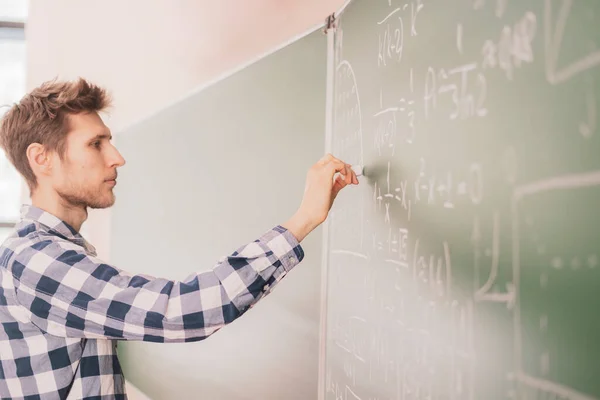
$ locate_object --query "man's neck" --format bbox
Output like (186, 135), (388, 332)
(30, 190), (88, 232)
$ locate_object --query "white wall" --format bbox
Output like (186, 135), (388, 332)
(26, 0), (344, 260)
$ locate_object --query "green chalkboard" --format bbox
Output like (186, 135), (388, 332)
(111, 29), (327, 400)
(322, 0), (600, 399)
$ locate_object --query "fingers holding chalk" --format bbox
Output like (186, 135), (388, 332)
(339, 164), (362, 184)
(333, 163), (362, 186)
(351, 165), (363, 177)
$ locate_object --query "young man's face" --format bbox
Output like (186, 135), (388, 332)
(51, 112), (126, 209)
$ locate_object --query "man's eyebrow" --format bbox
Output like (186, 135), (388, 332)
(89, 133), (113, 141)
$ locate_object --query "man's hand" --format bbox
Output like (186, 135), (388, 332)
(282, 153), (359, 242)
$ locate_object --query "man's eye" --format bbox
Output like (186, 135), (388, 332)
(92, 141), (101, 148)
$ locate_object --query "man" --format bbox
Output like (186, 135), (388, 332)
(0, 78), (359, 399)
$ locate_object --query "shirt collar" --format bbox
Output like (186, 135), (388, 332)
(19, 204), (97, 256)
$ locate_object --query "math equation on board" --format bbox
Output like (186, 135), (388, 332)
(324, 1), (600, 400)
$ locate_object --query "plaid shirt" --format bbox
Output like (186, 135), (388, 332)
(0, 205), (304, 399)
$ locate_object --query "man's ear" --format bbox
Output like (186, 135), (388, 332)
(26, 143), (52, 178)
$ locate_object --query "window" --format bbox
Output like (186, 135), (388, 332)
(0, 0), (27, 239)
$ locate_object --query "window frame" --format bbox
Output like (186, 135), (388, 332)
(0, 17), (25, 230)
(0, 20), (25, 38)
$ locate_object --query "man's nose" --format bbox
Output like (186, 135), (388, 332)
(108, 144), (126, 167)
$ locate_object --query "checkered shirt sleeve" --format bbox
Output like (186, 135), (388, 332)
(7, 225), (304, 342)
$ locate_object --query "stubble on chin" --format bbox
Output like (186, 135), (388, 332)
(57, 185), (116, 210)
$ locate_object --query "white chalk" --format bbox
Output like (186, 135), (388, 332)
(351, 165), (363, 177)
